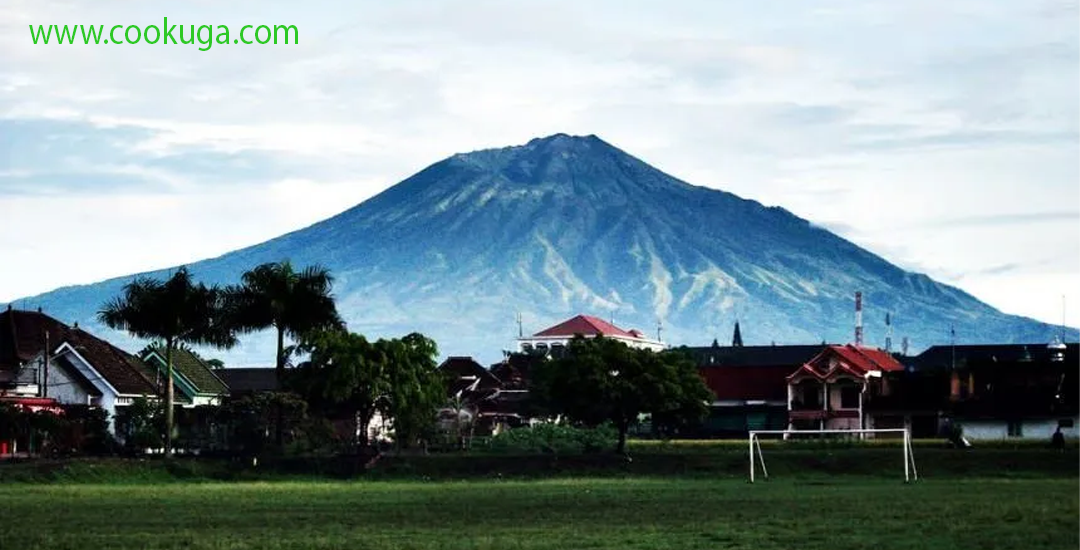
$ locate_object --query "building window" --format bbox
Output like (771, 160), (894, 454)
(840, 385), (860, 409)
(1007, 421), (1023, 438)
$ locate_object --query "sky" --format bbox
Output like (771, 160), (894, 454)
(1, 0), (1078, 328)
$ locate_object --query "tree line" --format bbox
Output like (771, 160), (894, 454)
(96, 260), (713, 458)
(98, 261), (443, 457)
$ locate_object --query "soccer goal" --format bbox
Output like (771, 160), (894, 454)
(748, 428), (918, 483)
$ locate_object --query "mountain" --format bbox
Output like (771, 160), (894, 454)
(5, 133), (1075, 365)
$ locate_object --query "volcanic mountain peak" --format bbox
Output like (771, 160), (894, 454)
(5, 134), (1074, 365)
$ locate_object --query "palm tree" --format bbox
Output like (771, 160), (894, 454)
(98, 267), (236, 456)
(225, 261), (343, 445)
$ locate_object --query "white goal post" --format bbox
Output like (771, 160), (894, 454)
(748, 428), (918, 483)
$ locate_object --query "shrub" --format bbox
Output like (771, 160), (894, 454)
(486, 423), (617, 455)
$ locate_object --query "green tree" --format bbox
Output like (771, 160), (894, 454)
(225, 261), (343, 446)
(98, 267), (236, 456)
(531, 336), (711, 454)
(293, 329), (388, 450)
(217, 392), (310, 456)
(120, 397), (166, 452)
(381, 333), (444, 450)
(296, 331), (444, 451)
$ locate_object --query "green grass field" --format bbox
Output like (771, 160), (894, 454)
(1, 477), (1076, 550)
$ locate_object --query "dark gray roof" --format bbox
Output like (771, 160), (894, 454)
(912, 343), (1078, 371)
(217, 368), (278, 393)
(679, 344), (826, 368)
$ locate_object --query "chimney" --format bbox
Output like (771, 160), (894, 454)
(854, 291), (863, 346)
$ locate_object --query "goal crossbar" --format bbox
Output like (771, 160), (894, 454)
(748, 428), (918, 483)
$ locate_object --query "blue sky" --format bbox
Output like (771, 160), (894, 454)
(1, 0), (1077, 327)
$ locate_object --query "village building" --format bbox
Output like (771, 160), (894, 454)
(905, 342), (1079, 440)
(438, 356), (530, 436)
(785, 344), (906, 432)
(140, 345), (229, 407)
(517, 314), (665, 355)
(683, 339), (825, 437)
(0, 307), (161, 443)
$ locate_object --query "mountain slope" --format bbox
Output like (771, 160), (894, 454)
(6, 134), (1073, 364)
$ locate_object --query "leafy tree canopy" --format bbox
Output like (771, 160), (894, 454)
(292, 330), (444, 451)
(530, 336), (712, 454)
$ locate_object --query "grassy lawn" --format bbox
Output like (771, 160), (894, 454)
(1, 477), (1076, 550)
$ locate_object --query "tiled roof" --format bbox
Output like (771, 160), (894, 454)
(53, 355), (103, 398)
(64, 329), (158, 396)
(217, 368), (278, 394)
(0, 308), (157, 396)
(700, 365), (792, 401)
(440, 356), (501, 396)
(684, 345), (826, 368)
(911, 343), (1078, 371)
(0, 308), (73, 370)
(532, 315), (639, 339)
(789, 344), (904, 381)
(686, 345), (826, 402)
(143, 347), (229, 395)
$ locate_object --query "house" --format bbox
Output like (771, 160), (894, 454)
(683, 341), (825, 436)
(440, 356), (501, 401)
(517, 314), (665, 355)
(139, 345), (229, 407)
(0, 307), (160, 437)
(438, 356), (530, 435)
(906, 341), (1079, 440)
(786, 344), (905, 432)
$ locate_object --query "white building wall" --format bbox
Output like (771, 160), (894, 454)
(824, 417), (861, 430)
(52, 348), (124, 435)
(959, 418), (1080, 441)
(1021, 419), (1076, 440)
(189, 395), (222, 407)
(518, 335), (665, 353)
(45, 363), (94, 406)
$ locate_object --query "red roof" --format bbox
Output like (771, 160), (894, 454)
(0, 396), (63, 414)
(788, 344), (904, 381)
(699, 365), (792, 401)
(532, 315), (637, 339)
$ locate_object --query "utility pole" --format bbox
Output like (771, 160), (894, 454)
(950, 325), (956, 372)
(854, 291), (864, 346)
(42, 330), (50, 399)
